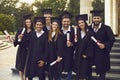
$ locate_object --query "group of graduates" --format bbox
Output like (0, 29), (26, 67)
(14, 9), (115, 80)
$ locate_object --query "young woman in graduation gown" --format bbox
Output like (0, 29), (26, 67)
(47, 17), (63, 80)
(25, 17), (48, 80)
(14, 14), (34, 80)
(74, 14), (94, 80)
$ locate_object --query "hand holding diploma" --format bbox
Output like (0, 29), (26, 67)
(74, 27), (77, 42)
(4, 30), (13, 43)
(37, 60), (45, 67)
(66, 33), (72, 47)
(50, 57), (62, 66)
(91, 36), (105, 49)
(18, 28), (25, 42)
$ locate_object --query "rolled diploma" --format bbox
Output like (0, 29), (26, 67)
(18, 28), (25, 42)
(91, 36), (100, 45)
(67, 33), (70, 41)
(4, 30), (9, 37)
(50, 58), (62, 66)
(4, 30), (12, 42)
(74, 27), (77, 35)
(74, 27), (77, 42)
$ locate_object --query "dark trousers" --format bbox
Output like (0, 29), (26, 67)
(99, 73), (106, 80)
(48, 62), (62, 80)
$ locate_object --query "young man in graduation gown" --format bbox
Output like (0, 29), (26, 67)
(42, 9), (52, 34)
(59, 11), (75, 80)
(14, 14), (34, 80)
(74, 14), (94, 80)
(25, 17), (48, 80)
(89, 10), (115, 80)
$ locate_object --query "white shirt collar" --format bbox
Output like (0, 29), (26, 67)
(61, 26), (71, 34)
(36, 30), (44, 38)
(46, 26), (51, 30)
(92, 23), (102, 32)
(81, 31), (85, 39)
(52, 31), (56, 38)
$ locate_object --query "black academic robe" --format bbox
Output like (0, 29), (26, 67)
(47, 33), (63, 80)
(60, 26), (75, 72)
(14, 28), (31, 71)
(25, 31), (48, 79)
(74, 29), (94, 79)
(89, 23), (115, 74)
(43, 26), (50, 35)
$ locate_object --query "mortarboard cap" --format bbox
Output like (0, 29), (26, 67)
(34, 16), (45, 24)
(23, 13), (32, 20)
(42, 9), (52, 14)
(59, 11), (73, 19)
(51, 17), (61, 25)
(90, 10), (103, 16)
(75, 14), (88, 21)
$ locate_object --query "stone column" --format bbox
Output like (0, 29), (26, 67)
(112, 0), (118, 35)
(105, 0), (118, 35)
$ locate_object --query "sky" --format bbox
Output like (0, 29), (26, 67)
(19, 0), (35, 5)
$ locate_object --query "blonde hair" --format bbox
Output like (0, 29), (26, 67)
(48, 23), (61, 42)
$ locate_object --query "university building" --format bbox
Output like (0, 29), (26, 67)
(80, 0), (120, 36)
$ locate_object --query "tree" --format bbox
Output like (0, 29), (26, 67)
(33, 0), (67, 16)
(67, 0), (80, 25)
(92, 0), (104, 10)
(0, 0), (19, 15)
(92, 0), (104, 22)
(0, 13), (16, 33)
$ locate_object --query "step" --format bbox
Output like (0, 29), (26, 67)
(113, 42), (120, 47)
(0, 43), (12, 50)
(110, 58), (120, 65)
(115, 38), (120, 42)
(0, 40), (4, 45)
(92, 65), (120, 74)
(110, 52), (120, 59)
(0, 42), (8, 48)
(62, 72), (120, 80)
(111, 47), (120, 53)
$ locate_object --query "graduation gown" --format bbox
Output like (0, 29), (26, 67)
(74, 29), (94, 79)
(61, 26), (75, 72)
(47, 33), (63, 80)
(43, 26), (50, 35)
(14, 28), (31, 71)
(89, 23), (115, 74)
(25, 31), (48, 78)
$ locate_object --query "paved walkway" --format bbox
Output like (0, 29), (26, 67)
(0, 45), (19, 80)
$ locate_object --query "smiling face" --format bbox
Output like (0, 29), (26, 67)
(62, 18), (71, 28)
(51, 22), (58, 31)
(44, 14), (52, 24)
(78, 20), (85, 30)
(25, 19), (32, 28)
(35, 21), (43, 31)
(92, 16), (102, 26)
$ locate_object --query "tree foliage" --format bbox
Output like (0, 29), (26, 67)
(92, 0), (104, 22)
(33, 0), (67, 16)
(0, 0), (81, 32)
(0, 13), (16, 33)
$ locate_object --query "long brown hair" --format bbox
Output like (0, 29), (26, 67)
(48, 23), (61, 42)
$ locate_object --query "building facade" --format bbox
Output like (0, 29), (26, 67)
(80, 0), (120, 36)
